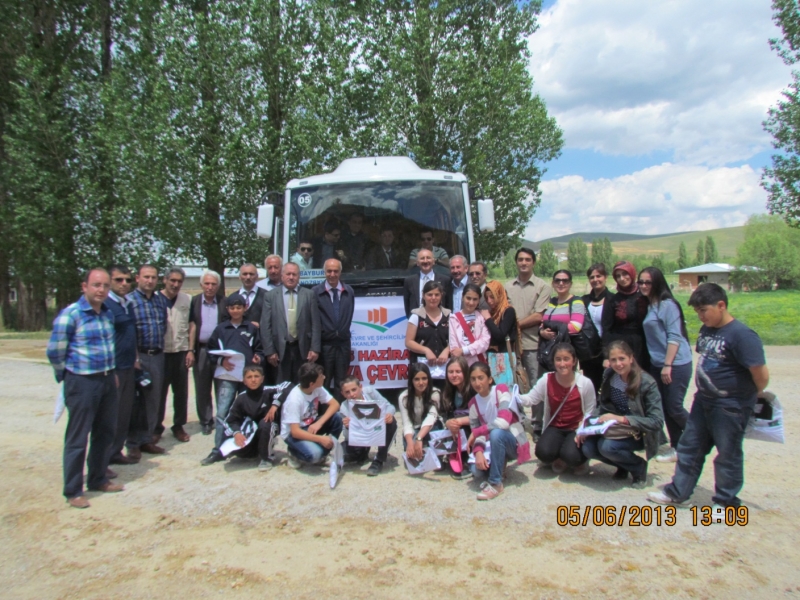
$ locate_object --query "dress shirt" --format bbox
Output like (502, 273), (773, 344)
(451, 277), (466, 312)
(419, 270), (434, 304)
(255, 278), (281, 291)
(129, 288), (168, 350)
(238, 287), (257, 308)
(198, 297), (219, 343)
(47, 296), (115, 382)
(283, 287), (299, 340)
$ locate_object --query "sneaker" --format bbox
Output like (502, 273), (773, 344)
(646, 490), (692, 508)
(366, 460), (383, 477)
(551, 459), (567, 474)
(258, 459), (273, 472)
(705, 504), (729, 525)
(329, 460), (340, 489)
(477, 481), (503, 501)
(656, 448), (678, 463)
(287, 456), (302, 469)
(450, 470), (473, 481)
(631, 461), (648, 488)
(201, 450), (224, 466)
(573, 462), (590, 476)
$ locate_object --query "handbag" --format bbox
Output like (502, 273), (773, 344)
(537, 321), (569, 372)
(603, 422), (641, 440)
(506, 335), (530, 394)
(567, 298), (602, 362)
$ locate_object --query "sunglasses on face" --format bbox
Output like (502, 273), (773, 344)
(113, 277), (133, 283)
(468, 271), (483, 277)
(299, 247), (313, 252)
(637, 280), (652, 286)
(553, 278), (571, 284)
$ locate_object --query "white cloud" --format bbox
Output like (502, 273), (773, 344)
(525, 163), (765, 240)
(529, 0), (793, 165)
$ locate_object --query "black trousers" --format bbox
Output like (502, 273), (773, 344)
(345, 418), (398, 463)
(193, 346), (215, 428)
(321, 343), (350, 400)
(63, 370), (118, 498)
(157, 351), (189, 433)
(231, 419), (276, 461)
(128, 352), (164, 448)
(535, 426), (586, 467)
(110, 367), (135, 460)
(280, 342), (304, 384)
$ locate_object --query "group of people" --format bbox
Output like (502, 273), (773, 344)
(292, 215), (453, 273)
(48, 245), (769, 512)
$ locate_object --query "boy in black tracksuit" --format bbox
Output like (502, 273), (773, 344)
(201, 293), (265, 465)
(224, 365), (292, 470)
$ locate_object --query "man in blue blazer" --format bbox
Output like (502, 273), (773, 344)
(313, 259), (355, 400)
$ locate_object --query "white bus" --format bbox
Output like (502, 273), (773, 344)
(257, 156), (495, 389)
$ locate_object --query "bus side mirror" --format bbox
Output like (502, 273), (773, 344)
(477, 199), (495, 232)
(257, 204), (274, 239)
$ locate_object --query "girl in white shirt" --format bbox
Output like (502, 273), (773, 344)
(398, 363), (442, 462)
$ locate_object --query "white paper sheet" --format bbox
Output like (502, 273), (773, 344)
(209, 349), (245, 382)
(403, 447), (441, 474)
(416, 357), (446, 379)
(347, 401), (386, 447)
(219, 416), (257, 457)
(53, 385), (65, 424)
(576, 417), (618, 437)
(468, 441), (491, 465)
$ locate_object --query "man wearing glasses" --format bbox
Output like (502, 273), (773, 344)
(468, 261), (490, 310)
(408, 229), (450, 269)
(291, 242), (314, 271)
(312, 220), (346, 264)
(105, 265), (139, 465)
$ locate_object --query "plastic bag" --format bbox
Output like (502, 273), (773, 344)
(745, 391), (784, 444)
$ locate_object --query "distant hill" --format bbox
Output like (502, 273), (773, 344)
(523, 226), (745, 260)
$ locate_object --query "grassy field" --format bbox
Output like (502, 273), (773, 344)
(525, 225), (745, 261)
(528, 278), (799, 346)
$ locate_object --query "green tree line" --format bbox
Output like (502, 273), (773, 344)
(0, 0), (562, 329)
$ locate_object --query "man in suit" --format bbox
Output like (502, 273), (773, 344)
(313, 259), (355, 399)
(188, 270), (228, 435)
(231, 262), (266, 328)
(403, 248), (452, 317)
(261, 262), (321, 384)
(365, 226), (405, 270)
(469, 261), (490, 310)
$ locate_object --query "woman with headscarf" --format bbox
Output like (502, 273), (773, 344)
(600, 261), (651, 370)
(479, 280), (518, 387)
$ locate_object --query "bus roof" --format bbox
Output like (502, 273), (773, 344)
(286, 156), (467, 189)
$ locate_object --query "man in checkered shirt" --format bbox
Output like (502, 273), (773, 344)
(47, 268), (124, 509)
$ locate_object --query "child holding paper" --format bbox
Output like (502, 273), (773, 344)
(201, 293), (264, 465)
(219, 365), (289, 471)
(467, 362), (531, 500)
(576, 340), (663, 486)
(340, 376), (397, 476)
(521, 343), (595, 475)
(399, 362), (443, 462)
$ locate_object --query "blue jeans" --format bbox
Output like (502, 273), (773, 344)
(471, 428), (518, 486)
(649, 362), (692, 448)
(214, 380), (240, 450)
(285, 412), (344, 465)
(664, 398), (751, 507)
(581, 435), (646, 478)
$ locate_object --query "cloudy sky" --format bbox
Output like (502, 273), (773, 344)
(524, 0), (792, 240)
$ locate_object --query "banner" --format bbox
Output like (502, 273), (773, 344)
(347, 295), (409, 389)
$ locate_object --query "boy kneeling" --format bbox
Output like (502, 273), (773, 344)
(340, 376), (397, 477)
(280, 363), (343, 470)
(223, 366), (289, 471)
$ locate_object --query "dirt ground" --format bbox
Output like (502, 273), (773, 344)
(0, 340), (798, 599)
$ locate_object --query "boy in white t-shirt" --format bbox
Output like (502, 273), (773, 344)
(281, 362), (343, 468)
(340, 376), (397, 477)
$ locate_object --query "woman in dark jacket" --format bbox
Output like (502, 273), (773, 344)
(601, 260), (651, 370)
(581, 263), (614, 391)
(577, 340), (664, 486)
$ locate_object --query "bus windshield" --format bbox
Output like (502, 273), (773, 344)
(288, 180), (468, 284)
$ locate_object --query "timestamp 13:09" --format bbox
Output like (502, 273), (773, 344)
(556, 505), (749, 527)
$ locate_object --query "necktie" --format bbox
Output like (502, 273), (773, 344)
(331, 287), (340, 323)
(245, 291), (251, 309)
(287, 291), (298, 338)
